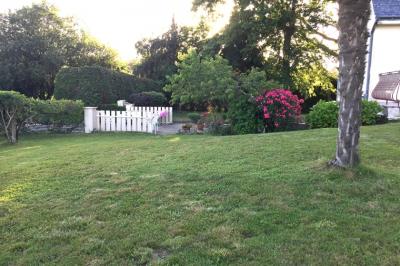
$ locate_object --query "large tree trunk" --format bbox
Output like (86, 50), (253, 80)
(281, 0), (298, 88)
(332, 0), (370, 167)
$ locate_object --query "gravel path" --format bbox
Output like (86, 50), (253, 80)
(158, 123), (185, 135)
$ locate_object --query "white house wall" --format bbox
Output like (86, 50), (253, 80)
(366, 23), (400, 118)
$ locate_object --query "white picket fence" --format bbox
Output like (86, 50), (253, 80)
(84, 106), (173, 134)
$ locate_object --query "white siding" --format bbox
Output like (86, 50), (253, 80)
(364, 23), (400, 118)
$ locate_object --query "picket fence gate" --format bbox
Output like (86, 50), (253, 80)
(84, 106), (173, 134)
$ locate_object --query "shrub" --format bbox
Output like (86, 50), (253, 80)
(128, 91), (166, 106)
(0, 91), (36, 143)
(305, 101), (339, 129)
(361, 100), (384, 125)
(204, 112), (233, 135)
(256, 89), (303, 132)
(97, 104), (126, 111)
(187, 112), (201, 123)
(34, 99), (84, 128)
(306, 100), (385, 128)
(54, 66), (161, 106)
(227, 93), (263, 134)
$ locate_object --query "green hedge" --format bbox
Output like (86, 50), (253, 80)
(128, 91), (167, 107)
(306, 100), (385, 129)
(34, 99), (84, 127)
(54, 66), (161, 106)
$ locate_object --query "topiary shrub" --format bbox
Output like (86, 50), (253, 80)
(305, 101), (339, 129)
(54, 66), (161, 106)
(0, 91), (36, 143)
(306, 100), (386, 129)
(256, 89), (303, 132)
(128, 91), (167, 106)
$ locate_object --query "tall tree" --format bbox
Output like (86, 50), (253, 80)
(193, 0), (337, 95)
(133, 18), (209, 86)
(0, 2), (122, 99)
(331, 0), (370, 167)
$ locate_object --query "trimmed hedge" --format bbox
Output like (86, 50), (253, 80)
(128, 91), (167, 107)
(306, 100), (385, 129)
(54, 66), (161, 106)
(34, 99), (84, 127)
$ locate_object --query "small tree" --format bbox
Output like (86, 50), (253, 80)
(0, 91), (35, 144)
(164, 50), (236, 110)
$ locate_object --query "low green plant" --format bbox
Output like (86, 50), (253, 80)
(306, 101), (339, 129)
(306, 100), (386, 129)
(187, 112), (201, 124)
(34, 99), (84, 128)
(361, 100), (384, 125)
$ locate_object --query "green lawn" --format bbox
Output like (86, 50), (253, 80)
(1, 124), (400, 265)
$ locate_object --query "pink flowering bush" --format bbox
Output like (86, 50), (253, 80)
(256, 89), (304, 131)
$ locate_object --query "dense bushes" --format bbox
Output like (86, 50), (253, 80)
(0, 90), (83, 143)
(54, 66), (161, 106)
(0, 91), (35, 143)
(228, 94), (263, 134)
(34, 99), (84, 128)
(256, 89), (303, 131)
(361, 100), (384, 125)
(128, 91), (166, 106)
(305, 101), (339, 128)
(306, 100), (385, 129)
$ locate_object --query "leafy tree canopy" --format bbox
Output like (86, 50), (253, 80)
(193, 0), (337, 96)
(0, 2), (124, 99)
(164, 50), (236, 109)
(133, 18), (210, 86)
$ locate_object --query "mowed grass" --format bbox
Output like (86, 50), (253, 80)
(0, 124), (400, 265)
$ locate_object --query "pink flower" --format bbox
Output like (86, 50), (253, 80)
(159, 111), (168, 118)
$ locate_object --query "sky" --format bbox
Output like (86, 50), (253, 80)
(0, 0), (234, 61)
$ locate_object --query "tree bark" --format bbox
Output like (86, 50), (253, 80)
(281, 0), (298, 88)
(10, 119), (17, 144)
(332, 0), (370, 167)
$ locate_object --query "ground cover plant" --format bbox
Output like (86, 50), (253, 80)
(1, 123), (399, 265)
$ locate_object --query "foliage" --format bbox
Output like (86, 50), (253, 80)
(193, 0), (337, 96)
(306, 101), (339, 129)
(0, 91), (37, 143)
(54, 66), (161, 106)
(256, 89), (303, 131)
(227, 69), (281, 135)
(204, 112), (233, 135)
(128, 91), (167, 107)
(238, 68), (281, 96)
(34, 99), (84, 128)
(361, 100), (384, 126)
(1, 124), (400, 264)
(187, 112), (201, 124)
(227, 94), (262, 134)
(133, 19), (209, 86)
(97, 104), (126, 111)
(164, 50), (236, 109)
(0, 2), (123, 99)
(306, 100), (385, 129)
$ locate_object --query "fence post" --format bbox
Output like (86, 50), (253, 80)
(84, 107), (98, 133)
